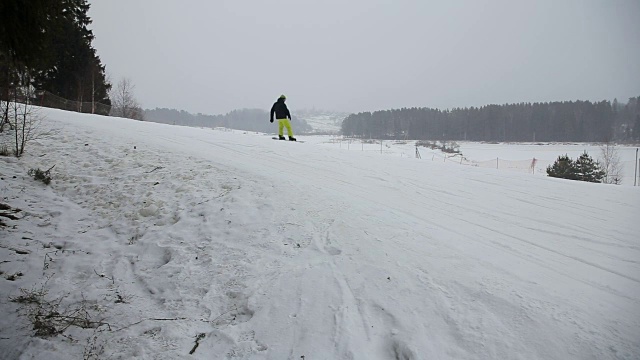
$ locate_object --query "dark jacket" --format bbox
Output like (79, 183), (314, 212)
(270, 98), (291, 121)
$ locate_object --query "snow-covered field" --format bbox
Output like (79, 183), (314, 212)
(295, 111), (345, 134)
(1, 107), (639, 359)
(309, 137), (640, 186)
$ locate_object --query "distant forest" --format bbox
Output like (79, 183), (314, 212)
(144, 108), (312, 133)
(342, 97), (640, 142)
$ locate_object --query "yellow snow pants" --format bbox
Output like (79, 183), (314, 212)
(278, 118), (294, 137)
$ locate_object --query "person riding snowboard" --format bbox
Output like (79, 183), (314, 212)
(270, 95), (296, 141)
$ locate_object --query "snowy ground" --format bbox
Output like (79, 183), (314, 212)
(294, 111), (345, 134)
(1, 107), (639, 359)
(308, 137), (640, 186)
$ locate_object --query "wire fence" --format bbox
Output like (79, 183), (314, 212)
(428, 151), (542, 174)
(444, 153), (640, 185)
(0, 88), (111, 116)
(328, 137), (640, 185)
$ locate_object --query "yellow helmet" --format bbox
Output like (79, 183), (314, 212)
(279, 94), (286, 100)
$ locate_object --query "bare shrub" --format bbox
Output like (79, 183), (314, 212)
(110, 77), (144, 120)
(3, 71), (57, 157)
(10, 281), (109, 338)
(600, 143), (622, 185)
(416, 140), (460, 154)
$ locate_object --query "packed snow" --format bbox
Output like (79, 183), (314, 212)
(295, 110), (346, 134)
(1, 107), (639, 360)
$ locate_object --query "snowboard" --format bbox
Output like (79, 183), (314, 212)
(272, 137), (304, 143)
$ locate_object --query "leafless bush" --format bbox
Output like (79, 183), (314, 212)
(10, 281), (109, 338)
(441, 141), (461, 154)
(110, 77), (144, 120)
(415, 140), (436, 148)
(416, 140), (460, 154)
(3, 72), (57, 157)
(600, 143), (622, 185)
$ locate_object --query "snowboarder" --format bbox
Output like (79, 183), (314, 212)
(270, 95), (296, 141)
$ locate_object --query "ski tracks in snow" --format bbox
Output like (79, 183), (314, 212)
(3, 115), (639, 359)
(8, 123), (396, 359)
(1, 127), (296, 358)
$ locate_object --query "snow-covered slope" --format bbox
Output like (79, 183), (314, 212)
(295, 109), (346, 134)
(1, 108), (639, 359)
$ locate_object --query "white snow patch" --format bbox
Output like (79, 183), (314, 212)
(0, 107), (638, 359)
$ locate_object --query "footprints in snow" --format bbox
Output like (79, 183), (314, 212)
(323, 229), (342, 256)
(276, 222), (312, 258)
(275, 216), (343, 258)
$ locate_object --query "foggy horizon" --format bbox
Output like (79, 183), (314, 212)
(88, 0), (640, 116)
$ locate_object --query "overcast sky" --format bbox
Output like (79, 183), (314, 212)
(88, 0), (640, 115)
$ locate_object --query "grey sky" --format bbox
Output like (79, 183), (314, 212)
(88, 0), (640, 115)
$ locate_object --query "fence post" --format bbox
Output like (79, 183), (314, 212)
(496, 157), (499, 169)
(635, 148), (638, 186)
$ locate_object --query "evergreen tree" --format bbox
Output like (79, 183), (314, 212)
(0, 0), (61, 68)
(633, 115), (640, 141)
(547, 153), (605, 183)
(546, 155), (577, 180)
(1, 0), (110, 113)
(32, 0), (111, 110)
(1, 0), (61, 131)
(574, 152), (605, 183)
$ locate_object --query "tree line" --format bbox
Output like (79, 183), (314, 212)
(342, 98), (640, 142)
(1, 0), (111, 115)
(144, 108), (312, 134)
